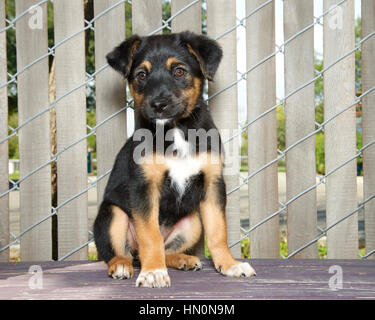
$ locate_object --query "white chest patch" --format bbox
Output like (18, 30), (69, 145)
(166, 129), (201, 196)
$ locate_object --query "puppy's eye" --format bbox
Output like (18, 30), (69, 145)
(174, 67), (185, 78)
(137, 71), (147, 80)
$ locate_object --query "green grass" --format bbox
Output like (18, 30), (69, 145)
(240, 165), (248, 172)
(88, 252), (98, 261)
(318, 241), (327, 259)
(9, 171), (19, 181)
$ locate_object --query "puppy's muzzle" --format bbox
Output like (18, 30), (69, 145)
(150, 99), (168, 113)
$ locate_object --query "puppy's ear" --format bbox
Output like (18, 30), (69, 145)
(180, 31), (223, 81)
(106, 35), (141, 78)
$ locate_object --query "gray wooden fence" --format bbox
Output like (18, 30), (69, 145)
(0, 0), (374, 262)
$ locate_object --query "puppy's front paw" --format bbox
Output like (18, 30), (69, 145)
(136, 269), (171, 288)
(218, 262), (256, 278)
(108, 257), (134, 279)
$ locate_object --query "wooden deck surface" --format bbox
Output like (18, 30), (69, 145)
(0, 259), (374, 300)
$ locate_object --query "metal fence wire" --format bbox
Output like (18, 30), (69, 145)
(0, 0), (374, 261)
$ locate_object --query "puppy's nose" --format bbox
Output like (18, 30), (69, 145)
(151, 100), (168, 112)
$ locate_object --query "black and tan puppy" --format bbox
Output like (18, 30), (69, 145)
(94, 31), (256, 288)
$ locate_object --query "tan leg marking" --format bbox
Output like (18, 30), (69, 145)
(135, 155), (171, 287)
(134, 212), (171, 287)
(107, 206), (134, 279)
(200, 155), (256, 277)
(109, 205), (129, 257)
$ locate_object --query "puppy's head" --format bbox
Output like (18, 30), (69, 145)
(106, 32), (222, 122)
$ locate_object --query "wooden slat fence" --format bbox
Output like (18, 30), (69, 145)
(16, 0), (51, 261)
(94, 0), (127, 208)
(284, 0), (316, 258)
(0, 0), (374, 262)
(54, 0), (88, 260)
(324, 0), (357, 259)
(246, 0), (279, 258)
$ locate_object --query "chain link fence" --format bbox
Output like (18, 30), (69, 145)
(0, 0), (374, 261)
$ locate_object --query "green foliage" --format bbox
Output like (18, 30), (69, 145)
(9, 171), (19, 181)
(315, 101), (324, 125)
(162, 0), (171, 34)
(315, 132), (325, 174)
(8, 112), (19, 159)
(125, 2), (132, 38)
(87, 109), (96, 157)
(280, 240), (288, 257)
(241, 238), (249, 259)
(356, 131), (363, 175)
(276, 105), (285, 151)
(314, 59), (324, 109)
(318, 241), (327, 259)
(240, 130), (248, 169)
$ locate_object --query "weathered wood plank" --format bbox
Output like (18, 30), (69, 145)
(362, 0), (375, 259)
(54, 0), (88, 260)
(0, 259), (374, 299)
(324, 0), (357, 259)
(15, 0), (51, 261)
(284, 0), (316, 258)
(171, 0), (201, 34)
(207, 0), (241, 258)
(132, 0), (162, 36)
(94, 0), (127, 204)
(0, 0), (9, 262)
(246, 0), (279, 258)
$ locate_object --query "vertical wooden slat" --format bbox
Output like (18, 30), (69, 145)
(132, 0), (162, 36)
(16, 0), (51, 260)
(246, 0), (279, 258)
(207, 0), (241, 258)
(324, 0), (357, 258)
(362, 0), (375, 259)
(171, 0), (201, 34)
(54, 0), (88, 260)
(171, 0), (203, 257)
(0, 0), (9, 262)
(284, 0), (316, 258)
(94, 0), (126, 205)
